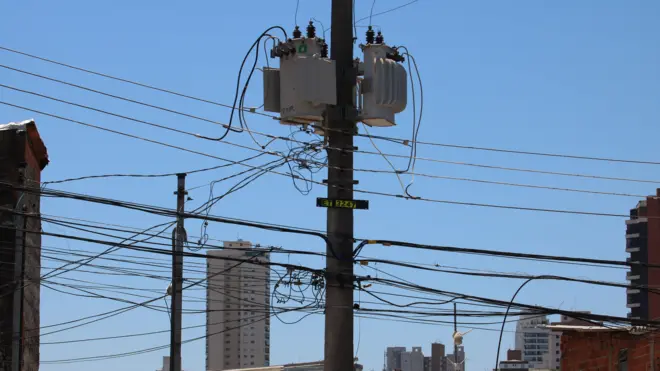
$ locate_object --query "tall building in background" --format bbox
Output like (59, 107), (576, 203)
(445, 346), (465, 371)
(430, 343), (446, 371)
(401, 347), (424, 371)
(386, 345), (457, 371)
(0, 120), (48, 371)
(384, 347), (406, 371)
(515, 315), (559, 369)
(206, 241), (271, 371)
(626, 193), (660, 320)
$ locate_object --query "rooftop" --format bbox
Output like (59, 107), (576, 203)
(1, 119), (49, 170)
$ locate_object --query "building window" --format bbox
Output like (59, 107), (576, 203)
(618, 349), (628, 371)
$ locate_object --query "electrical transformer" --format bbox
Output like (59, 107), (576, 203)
(359, 32), (407, 127)
(263, 23), (336, 125)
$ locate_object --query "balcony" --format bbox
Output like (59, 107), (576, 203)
(626, 272), (640, 281)
(627, 302), (640, 309)
(626, 289), (641, 295)
(626, 217), (647, 225)
(626, 233), (641, 239)
(626, 247), (640, 253)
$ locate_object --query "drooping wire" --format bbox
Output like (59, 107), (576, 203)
(369, 0), (378, 26)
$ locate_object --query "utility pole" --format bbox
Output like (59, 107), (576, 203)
(170, 174), (186, 371)
(324, 1), (355, 371)
(453, 303), (458, 371)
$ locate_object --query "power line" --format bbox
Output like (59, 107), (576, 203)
(9, 82), (644, 199)
(0, 64), (245, 132)
(0, 45), (277, 118)
(0, 102), (644, 218)
(4, 46), (658, 167)
(0, 184), (647, 270)
(354, 239), (654, 269)
(6, 71), (655, 190)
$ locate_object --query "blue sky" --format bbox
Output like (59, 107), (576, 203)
(1, 1), (659, 370)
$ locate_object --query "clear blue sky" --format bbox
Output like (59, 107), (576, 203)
(1, 1), (659, 371)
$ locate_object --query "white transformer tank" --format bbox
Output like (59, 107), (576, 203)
(264, 37), (336, 125)
(360, 43), (407, 127)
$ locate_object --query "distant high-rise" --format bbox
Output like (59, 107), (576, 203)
(385, 347), (407, 371)
(515, 315), (559, 369)
(386, 345), (456, 371)
(206, 241), (270, 371)
(626, 192), (660, 320)
(445, 346), (465, 371)
(401, 347), (425, 371)
(430, 343), (446, 371)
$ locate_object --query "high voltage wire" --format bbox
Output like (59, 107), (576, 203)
(9, 78), (640, 197)
(0, 185), (647, 269)
(4, 214), (659, 301)
(0, 46), (277, 118)
(2, 218), (656, 328)
(0, 103), (644, 218)
(4, 78), (659, 188)
(12, 221), (652, 297)
(4, 75), (658, 190)
(36, 213), (627, 275)
(2, 45), (659, 166)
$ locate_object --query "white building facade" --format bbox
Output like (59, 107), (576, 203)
(514, 315), (559, 370)
(206, 241), (271, 371)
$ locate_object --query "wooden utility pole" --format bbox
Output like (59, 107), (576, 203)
(170, 174), (186, 371)
(324, 1), (355, 371)
(454, 303), (458, 371)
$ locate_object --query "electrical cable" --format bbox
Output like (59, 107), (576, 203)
(7, 80), (641, 197)
(495, 278), (534, 371)
(6, 74), (656, 191)
(2, 101), (648, 218)
(353, 239), (657, 270)
(368, 277), (657, 327)
(0, 182), (649, 269)
(40, 152), (266, 185)
(0, 45), (277, 118)
(5, 44), (660, 166)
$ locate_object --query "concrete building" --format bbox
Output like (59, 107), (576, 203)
(494, 349), (530, 370)
(625, 193), (660, 320)
(206, 241), (271, 371)
(0, 120), (48, 371)
(387, 344), (458, 371)
(156, 356), (186, 371)
(224, 361), (363, 371)
(401, 347), (425, 371)
(385, 347), (407, 371)
(445, 346), (465, 371)
(515, 315), (558, 369)
(430, 343), (446, 371)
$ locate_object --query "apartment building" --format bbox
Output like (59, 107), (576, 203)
(206, 241), (271, 371)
